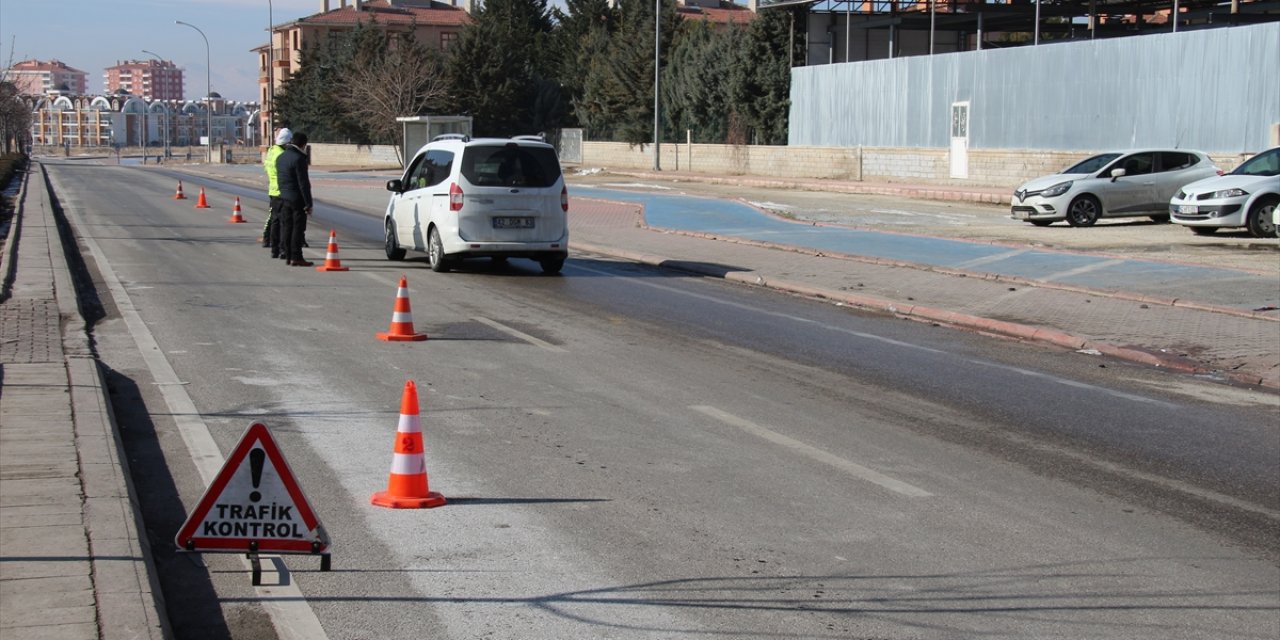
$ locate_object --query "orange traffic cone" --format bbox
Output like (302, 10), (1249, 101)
(173, 180), (187, 200)
(194, 186), (211, 209)
(376, 276), (427, 341)
(371, 381), (445, 509)
(228, 196), (247, 223)
(315, 230), (349, 272)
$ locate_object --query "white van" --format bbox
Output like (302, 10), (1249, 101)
(384, 135), (569, 274)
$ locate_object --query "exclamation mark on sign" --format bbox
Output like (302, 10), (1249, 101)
(249, 448), (265, 503)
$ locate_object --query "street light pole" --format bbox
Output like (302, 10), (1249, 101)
(176, 20), (212, 162)
(141, 50), (170, 158)
(267, 0), (275, 143)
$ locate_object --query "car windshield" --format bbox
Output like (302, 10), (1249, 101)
(461, 144), (562, 188)
(1062, 153), (1122, 175)
(1230, 148), (1280, 177)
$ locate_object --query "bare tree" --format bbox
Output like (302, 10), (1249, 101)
(334, 26), (449, 162)
(0, 81), (32, 155)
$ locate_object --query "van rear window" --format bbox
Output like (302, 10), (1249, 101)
(461, 145), (562, 188)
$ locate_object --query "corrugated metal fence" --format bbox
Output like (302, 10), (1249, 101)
(789, 23), (1280, 153)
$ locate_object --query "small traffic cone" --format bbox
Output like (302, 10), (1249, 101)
(376, 276), (427, 341)
(194, 186), (211, 209)
(315, 230), (349, 271)
(173, 180), (187, 200)
(371, 381), (446, 509)
(228, 197), (247, 223)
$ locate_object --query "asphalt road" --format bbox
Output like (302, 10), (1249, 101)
(45, 160), (1280, 639)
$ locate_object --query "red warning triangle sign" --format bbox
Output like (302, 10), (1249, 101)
(175, 422), (330, 554)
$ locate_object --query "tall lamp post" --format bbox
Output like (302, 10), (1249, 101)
(141, 50), (170, 158)
(176, 20), (212, 162)
(267, 0), (275, 143)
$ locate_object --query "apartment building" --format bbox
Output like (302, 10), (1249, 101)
(104, 59), (185, 101)
(5, 59), (89, 96)
(256, 0), (473, 136)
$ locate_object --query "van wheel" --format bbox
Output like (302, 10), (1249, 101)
(1245, 198), (1277, 238)
(539, 257), (565, 275)
(428, 227), (451, 272)
(384, 220), (406, 260)
(1066, 195), (1101, 227)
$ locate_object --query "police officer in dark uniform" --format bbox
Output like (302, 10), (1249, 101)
(275, 132), (314, 267)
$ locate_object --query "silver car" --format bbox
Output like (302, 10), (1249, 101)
(1011, 150), (1220, 227)
(1170, 146), (1279, 238)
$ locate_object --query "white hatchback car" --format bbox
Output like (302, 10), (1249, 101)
(1169, 146), (1279, 238)
(384, 135), (569, 274)
(1011, 149), (1219, 227)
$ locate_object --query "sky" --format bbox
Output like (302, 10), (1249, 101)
(0, 0), (321, 103)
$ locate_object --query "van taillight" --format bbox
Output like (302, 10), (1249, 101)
(561, 185), (569, 212)
(449, 182), (464, 211)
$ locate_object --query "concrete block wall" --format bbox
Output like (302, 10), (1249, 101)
(308, 143), (401, 168)
(581, 142), (1256, 190)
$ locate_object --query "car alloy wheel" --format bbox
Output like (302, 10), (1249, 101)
(1066, 195), (1101, 227)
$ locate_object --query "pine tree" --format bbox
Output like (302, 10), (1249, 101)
(446, 0), (559, 137)
(729, 8), (793, 145)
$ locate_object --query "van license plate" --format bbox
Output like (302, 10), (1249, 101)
(493, 217), (535, 229)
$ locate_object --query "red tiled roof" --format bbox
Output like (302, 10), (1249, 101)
(11, 59), (88, 74)
(298, 0), (471, 28)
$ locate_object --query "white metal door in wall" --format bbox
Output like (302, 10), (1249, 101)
(950, 101), (969, 179)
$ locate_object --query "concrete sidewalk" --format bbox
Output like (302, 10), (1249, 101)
(0, 163), (169, 639)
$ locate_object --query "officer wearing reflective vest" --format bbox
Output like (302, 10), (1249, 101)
(263, 127), (291, 257)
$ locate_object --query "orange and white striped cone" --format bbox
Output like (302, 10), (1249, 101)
(173, 180), (187, 200)
(375, 276), (427, 341)
(315, 229), (349, 272)
(371, 381), (445, 509)
(228, 196), (247, 223)
(194, 186), (211, 209)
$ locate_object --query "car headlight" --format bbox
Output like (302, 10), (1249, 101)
(1040, 181), (1073, 198)
(1210, 188), (1248, 199)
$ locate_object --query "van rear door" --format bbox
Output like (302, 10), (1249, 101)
(456, 143), (566, 243)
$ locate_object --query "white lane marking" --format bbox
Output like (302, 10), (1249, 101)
(66, 196), (330, 640)
(571, 263), (1176, 409)
(473, 316), (567, 352)
(1040, 258), (1126, 282)
(954, 248), (1030, 270)
(691, 405), (933, 498)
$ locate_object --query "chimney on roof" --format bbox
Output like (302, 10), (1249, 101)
(322, 1), (329, 11)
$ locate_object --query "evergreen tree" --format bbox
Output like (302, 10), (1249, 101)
(446, 0), (559, 137)
(549, 0), (617, 128)
(274, 38), (364, 143)
(579, 0), (680, 146)
(662, 19), (744, 144)
(729, 8), (793, 145)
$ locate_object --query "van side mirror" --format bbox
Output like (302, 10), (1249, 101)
(1110, 168), (1127, 181)
(386, 179), (403, 193)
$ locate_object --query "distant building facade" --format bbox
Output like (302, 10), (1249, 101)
(255, 0), (474, 137)
(104, 60), (185, 101)
(5, 59), (89, 96)
(24, 90), (260, 150)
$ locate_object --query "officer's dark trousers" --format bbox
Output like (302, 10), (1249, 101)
(278, 199), (309, 261)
